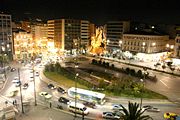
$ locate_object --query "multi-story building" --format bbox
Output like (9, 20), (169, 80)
(175, 35), (180, 58)
(13, 31), (34, 61)
(0, 14), (13, 61)
(81, 20), (90, 48)
(31, 24), (48, 55)
(122, 33), (169, 53)
(106, 21), (130, 52)
(47, 19), (92, 53)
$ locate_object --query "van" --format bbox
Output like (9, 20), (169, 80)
(68, 102), (89, 115)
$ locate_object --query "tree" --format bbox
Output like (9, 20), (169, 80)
(137, 70), (143, 78)
(154, 64), (158, 70)
(170, 67), (175, 74)
(120, 102), (153, 120)
(162, 64), (166, 71)
(55, 62), (61, 72)
(126, 68), (130, 74)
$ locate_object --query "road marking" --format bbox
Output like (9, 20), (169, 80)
(160, 80), (169, 89)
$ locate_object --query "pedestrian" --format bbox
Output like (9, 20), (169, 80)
(14, 100), (17, 104)
(12, 101), (15, 105)
(49, 102), (52, 108)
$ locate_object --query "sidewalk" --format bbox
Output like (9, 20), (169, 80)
(16, 104), (91, 120)
(102, 56), (180, 76)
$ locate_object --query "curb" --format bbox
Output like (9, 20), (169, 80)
(39, 70), (95, 120)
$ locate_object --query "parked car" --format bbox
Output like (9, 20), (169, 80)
(83, 101), (96, 109)
(39, 92), (52, 99)
(142, 105), (160, 112)
(22, 83), (29, 89)
(58, 97), (70, 104)
(48, 83), (56, 89)
(57, 87), (66, 94)
(102, 112), (120, 120)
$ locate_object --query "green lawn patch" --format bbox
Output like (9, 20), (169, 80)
(44, 71), (88, 89)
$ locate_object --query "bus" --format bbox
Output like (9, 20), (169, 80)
(68, 87), (106, 105)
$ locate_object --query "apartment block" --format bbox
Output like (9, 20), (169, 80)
(106, 21), (130, 51)
(47, 19), (92, 53)
(0, 14), (13, 61)
(175, 35), (180, 58)
(122, 33), (169, 53)
(13, 31), (34, 61)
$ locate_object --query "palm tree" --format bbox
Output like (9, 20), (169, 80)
(120, 102), (153, 120)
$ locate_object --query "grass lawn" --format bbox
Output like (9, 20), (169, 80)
(44, 71), (88, 89)
(44, 71), (167, 99)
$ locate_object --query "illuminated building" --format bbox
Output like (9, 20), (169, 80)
(13, 31), (34, 61)
(81, 20), (90, 48)
(47, 19), (92, 53)
(31, 24), (48, 55)
(175, 35), (180, 58)
(106, 21), (130, 52)
(0, 14), (13, 61)
(122, 33), (169, 53)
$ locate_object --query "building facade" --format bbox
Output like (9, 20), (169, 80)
(81, 20), (90, 48)
(13, 31), (34, 61)
(122, 34), (169, 53)
(175, 35), (180, 58)
(47, 19), (91, 53)
(31, 24), (48, 55)
(0, 14), (13, 61)
(106, 21), (130, 51)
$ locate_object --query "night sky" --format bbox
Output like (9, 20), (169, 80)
(1, 0), (180, 25)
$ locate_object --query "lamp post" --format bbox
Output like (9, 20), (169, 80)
(33, 61), (37, 106)
(140, 79), (144, 109)
(74, 38), (79, 119)
(31, 56), (37, 106)
(18, 68), (24, 113)
(1, 45), (7, 80)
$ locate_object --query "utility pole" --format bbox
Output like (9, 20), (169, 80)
(18, 68), (24, 113)
(74, 38), (79, 119)
(32, 59), (37, 106)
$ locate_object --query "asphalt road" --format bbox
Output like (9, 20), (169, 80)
(0, 60), (180, 120)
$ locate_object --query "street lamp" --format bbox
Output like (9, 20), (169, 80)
(1, 45), (7, 80)
(33, 61), (37, 106)
(140, 79), (144, 109)
(74, 38), (79, 119)
(17, 68), (24, 113)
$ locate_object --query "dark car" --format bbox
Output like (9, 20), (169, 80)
(22, 83), (29, 89)
(57, 87), (66, 94)
(83, 101), (96, 109)
(47, 83), (56, 89)
(58, 97), (70, 104)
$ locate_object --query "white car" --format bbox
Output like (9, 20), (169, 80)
(142, 105), (160, 112)
(102, 112), (120, 119)
(29, 76), (34, 81)
(12, 77), (19, 83)
(39, 92), (52, 99)
(112, 104), (123, 111)
(35, 71), (39, 76)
